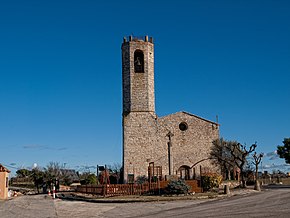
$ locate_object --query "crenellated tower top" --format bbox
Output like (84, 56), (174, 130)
(122, 35), (155, 115)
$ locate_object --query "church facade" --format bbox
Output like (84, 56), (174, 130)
(122, 36), (219, 183)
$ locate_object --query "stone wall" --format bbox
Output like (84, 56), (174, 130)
(0, 171), (9, 200)
(123, 112), (158, 181)
(121, 36), (220, 183)
(122, 37), (155, 114)
(156, 112), (220, 178)
(123, 111), (220, 182)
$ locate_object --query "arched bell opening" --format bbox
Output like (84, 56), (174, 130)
(134, 50), (144, 73)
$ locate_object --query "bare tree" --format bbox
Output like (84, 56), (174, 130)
(252, 152), (263, 191)
(107, 163), (122, 184)
(227, 142), (257, 188)
(210, 138), (236, 180)
(211, 139), (257, 188)
(44, 162), (62, 190)
(31, 167), (44, 193)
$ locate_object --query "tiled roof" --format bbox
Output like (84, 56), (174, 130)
(0, 164), (11, 173)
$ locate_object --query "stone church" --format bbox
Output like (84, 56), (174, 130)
(122, 36), (219, 183)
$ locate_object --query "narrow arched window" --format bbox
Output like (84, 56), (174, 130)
(134, 50), (144, 73)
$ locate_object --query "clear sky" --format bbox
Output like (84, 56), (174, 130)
(0, 0), (289, 174)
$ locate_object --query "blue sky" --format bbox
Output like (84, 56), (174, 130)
(0, 0), (289, 174)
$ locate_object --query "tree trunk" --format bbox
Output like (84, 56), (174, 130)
(254, 164), (261, 191)
(240, 171), (247, 188)
(255, 164), (259, 182)
(36, 183), (40, 193)
(227, 170), (231, 180)
(254, 180), (261, 191)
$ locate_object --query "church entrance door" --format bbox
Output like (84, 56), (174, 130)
(178, 165), (191, 180)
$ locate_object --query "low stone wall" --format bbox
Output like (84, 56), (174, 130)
(220, 180), (240, 189)
(261, 177), (290, 185)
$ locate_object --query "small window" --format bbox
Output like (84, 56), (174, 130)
(134, 50), (144, 73)
(179, 122), (188, 131)
(6, 177), (8, 188)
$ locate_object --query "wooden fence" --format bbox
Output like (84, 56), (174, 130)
(76, 180), (202, 196)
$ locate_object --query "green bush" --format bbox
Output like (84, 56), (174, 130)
(80, 173), (97, 185)
(201, 173), (223, 191)
(165, 179), (191, 195)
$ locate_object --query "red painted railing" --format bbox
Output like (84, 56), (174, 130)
(76, 180), (202, 196)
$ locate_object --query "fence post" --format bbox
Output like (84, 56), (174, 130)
(103, 184), (106, 197)
(158, 178), (161, 195)
(53, 185), (56, 199)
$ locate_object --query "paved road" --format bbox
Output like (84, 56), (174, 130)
(0, 195), (56, 218)
(103, 188), (290, 218)
(1, 188), (289, 218)
(0, 195), (115, 218)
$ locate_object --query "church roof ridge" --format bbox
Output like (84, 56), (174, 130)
(160, 111), (219, 125)
(181, 111), (219, 125)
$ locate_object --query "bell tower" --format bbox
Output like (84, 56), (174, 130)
(122, 36), (157, 183)
(122, 35), (155, 115)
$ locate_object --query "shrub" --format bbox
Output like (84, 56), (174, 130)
(165, 179), (191, 195)
(136, 175), (148, 184)
(246, 180), (255, 186)
(201, 173), (223, 192)
(80, 173), (97, 185)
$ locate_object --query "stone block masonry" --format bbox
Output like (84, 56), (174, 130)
(122, 36), (219, 183)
